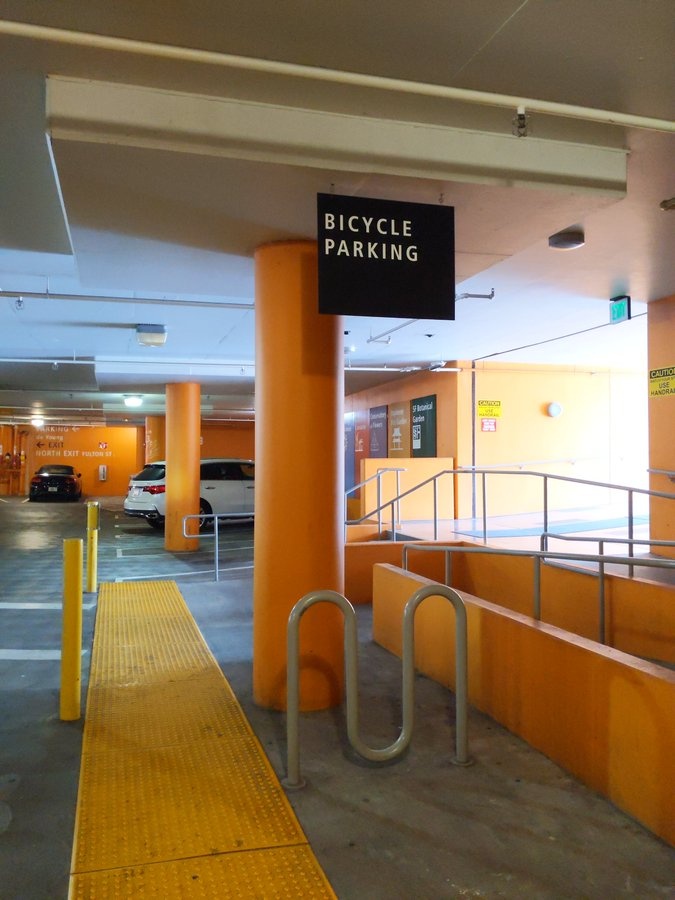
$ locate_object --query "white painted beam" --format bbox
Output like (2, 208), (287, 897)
(47, 77), (627, 197)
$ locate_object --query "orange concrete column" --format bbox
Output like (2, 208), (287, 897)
(164, 383), (200, 552)
(253, 240), (344, 711)
(144, 415), (166, 463)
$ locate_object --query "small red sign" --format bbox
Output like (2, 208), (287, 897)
(481, 418), (497, 432)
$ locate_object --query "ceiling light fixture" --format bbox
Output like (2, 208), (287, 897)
(31, 416), (44, 427)
(123, 395), (143, 408)
(548, 227), (585, 250)
(136, 324), (167, 346)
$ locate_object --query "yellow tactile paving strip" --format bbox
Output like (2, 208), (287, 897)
(69, 581), (335, 899)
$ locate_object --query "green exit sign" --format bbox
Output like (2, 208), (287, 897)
(610, 295), (631, 324)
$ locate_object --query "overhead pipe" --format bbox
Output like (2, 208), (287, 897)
(1, 21), (673, 133)
(0, 289), (253, 310)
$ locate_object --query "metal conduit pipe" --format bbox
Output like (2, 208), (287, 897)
(1, 21), (674, 133)
(284, 586), (471, 789)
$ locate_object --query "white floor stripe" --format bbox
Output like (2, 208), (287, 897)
(0, 649), (89, 660)
(114, 563), (253, 582)
(0, 602), (97, 610)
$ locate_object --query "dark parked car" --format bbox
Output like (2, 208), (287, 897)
(29, 464), (82, 501)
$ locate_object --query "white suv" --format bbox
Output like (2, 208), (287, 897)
(124, 458), (255, 529)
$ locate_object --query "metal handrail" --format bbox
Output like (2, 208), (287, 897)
(283, 586), (471, 789)
(401, 542), (675, 645)
(344, 467), (406, 539)
(346, 467), (675, 543)
(182, 511), (253, 582)
(540, 532), (675, 579)
(347, 468), (456, 540)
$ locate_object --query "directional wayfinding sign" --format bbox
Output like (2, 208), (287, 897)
(317, 193), (455, 319)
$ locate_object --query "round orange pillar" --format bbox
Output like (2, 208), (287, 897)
(253, 240), (345, 711)
(164, 382), (200, 552)
(144, 415), (166, 463)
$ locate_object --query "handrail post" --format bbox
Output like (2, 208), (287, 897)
(481, 472), (487, 543)
(444, 548), (452, 586)
(533, 556), (541, 620)
(395, 469), (402, 525)
(543, 475), (549, 534)
(433, 476), (438, 540)
(213, 514), (220, 582)
(627, 490), (635, 577)
(377, 473), (383, 536)
(598, 558), (606, 644)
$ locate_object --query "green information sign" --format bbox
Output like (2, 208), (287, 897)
(411, 395), (436, 458)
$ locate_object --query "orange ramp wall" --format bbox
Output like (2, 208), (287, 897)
(372, 564), (675, 847)
(346, 541), (675, 665)
(25, 424), (141, 496)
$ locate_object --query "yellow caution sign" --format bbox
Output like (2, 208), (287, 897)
(477, 399), (502, 418)
(649, 367), (675, 397)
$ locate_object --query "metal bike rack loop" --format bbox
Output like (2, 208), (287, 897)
(284, 585), (471, 789)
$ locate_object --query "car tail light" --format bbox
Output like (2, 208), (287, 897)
(30, 477), (41, 486)
(143, 484), (166, 495)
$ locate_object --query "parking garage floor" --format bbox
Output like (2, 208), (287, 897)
(0, 496), (673, 899)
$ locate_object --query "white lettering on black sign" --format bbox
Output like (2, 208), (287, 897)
(317, 193), (455, 320)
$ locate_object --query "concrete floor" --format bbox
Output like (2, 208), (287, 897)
(0, 496), (673, 899)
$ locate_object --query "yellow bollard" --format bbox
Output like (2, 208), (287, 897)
(61, 538), (83, 721)
(85, 501), (99, 593)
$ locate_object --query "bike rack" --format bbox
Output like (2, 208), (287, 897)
(283, 584), (471, 789)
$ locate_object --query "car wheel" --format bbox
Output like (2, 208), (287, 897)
(198, 499), (213, 533)
(147, 519), (165, 531)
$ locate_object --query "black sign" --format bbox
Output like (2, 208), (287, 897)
(317, 193), (455, 319)
(411, 395), (437, 458)
(369, 406), (388, 458)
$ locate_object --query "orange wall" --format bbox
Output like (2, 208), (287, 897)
(25, 424), (141, 496)
(346, 370), (458, 458)
(347, 362), (647, 519)
(372, 564), (675, 847)
(16, 418), (255, 498)
(200, 420), (254, 459)
(648, 294), (675, 557)
(360, 457), (454, 522)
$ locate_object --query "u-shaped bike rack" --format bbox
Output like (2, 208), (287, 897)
(283, 585), (471, 789)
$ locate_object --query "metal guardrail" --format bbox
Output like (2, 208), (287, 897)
(182, 511), (253, 582)
(345, 467), (406, 539)
(540, 531), (675, 579)
(402, 542), (675, 645)
(346, 467), (675, 543)
(283, 586), (471, 790)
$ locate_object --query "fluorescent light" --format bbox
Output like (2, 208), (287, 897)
(136, 324), (167, 346)
(123, 395), (143, 408)
(31, 416), (44, 427)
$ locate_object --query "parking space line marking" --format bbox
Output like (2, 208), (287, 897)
(0, 649), (89, 660)
(0, 602), (97, 610)
(115, 563), (253, 582)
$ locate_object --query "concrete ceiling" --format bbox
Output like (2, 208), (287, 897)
(0, 1), (673, 426)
